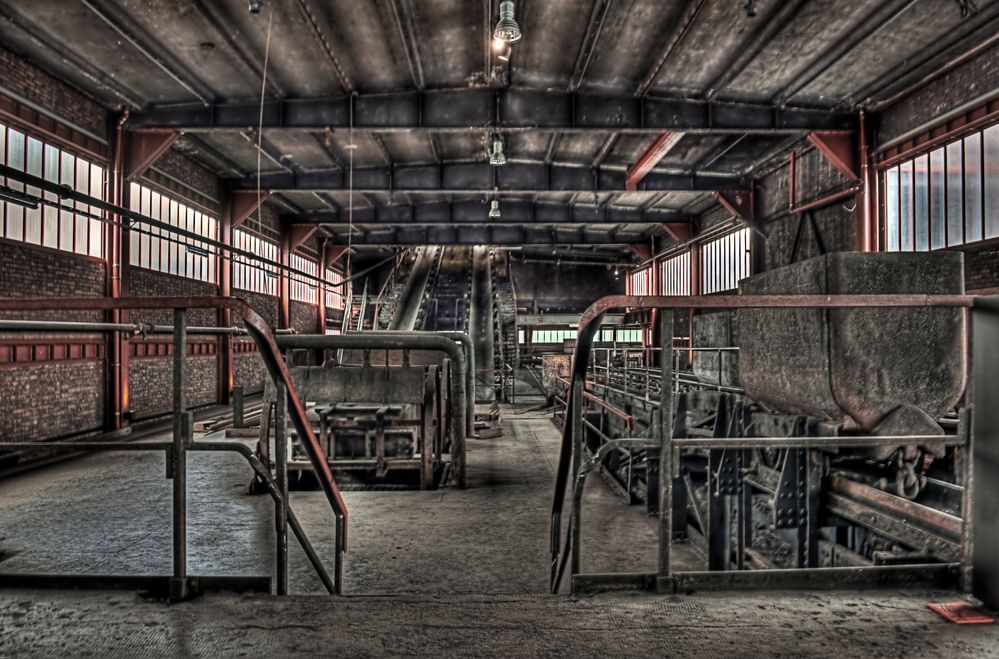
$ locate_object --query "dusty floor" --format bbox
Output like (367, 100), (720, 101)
(1, 405), (997, 657)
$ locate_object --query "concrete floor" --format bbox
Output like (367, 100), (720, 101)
(1, 405), (997, 657)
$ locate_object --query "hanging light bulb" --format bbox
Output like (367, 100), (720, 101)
(488, 134), (506, 166)
(493, 1), (522, 44)
(488, 200), (501, 219)
(494, 40), (512, 62)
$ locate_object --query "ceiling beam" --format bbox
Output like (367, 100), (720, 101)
(286, 200), (692, 225)
(626, 132), (685, 190)
(232, 162), (746, 193)
(127, 89), (856, 134)
(324, 225), (651, 245)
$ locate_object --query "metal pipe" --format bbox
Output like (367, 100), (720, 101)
(275, 332), (468, 488)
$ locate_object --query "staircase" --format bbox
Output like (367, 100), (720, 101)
(491, 249), (519, 402)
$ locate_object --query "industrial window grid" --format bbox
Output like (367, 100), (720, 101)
(0, 122), (105, 258)
(128, 182), (217, 282)
(324, 267), (346, 310)
(701, 228), (751, 295)
(289, 253), (318, 304)
(626, 266), (654, 295)
(531, 329), (578, 344)
(602, 328), (642, 343)
(882, 123), (999, 252)
(518, 328), (641, 344)
(659, 250), (691, 296)
(232, 228), (279, 295)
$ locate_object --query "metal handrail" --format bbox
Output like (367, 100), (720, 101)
(0, 296), (350, 550)
(550, 292), (981, 594)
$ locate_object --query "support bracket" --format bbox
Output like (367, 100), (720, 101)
(126, 130), (179, 181)
(808, 131), (860, 181)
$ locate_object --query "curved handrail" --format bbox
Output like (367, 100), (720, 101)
(0, 295), (350, 550)
(549, 293), (979, 593)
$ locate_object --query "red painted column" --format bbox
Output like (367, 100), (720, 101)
(279, 230), (291, 331)
(217, 193), (234, 404)
(106, 112), (131, 431)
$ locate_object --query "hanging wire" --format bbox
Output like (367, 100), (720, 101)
(254, 9), (274, 228)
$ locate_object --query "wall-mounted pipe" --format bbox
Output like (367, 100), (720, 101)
(0, 320), (297, 335)
(274, 332), (468, 487)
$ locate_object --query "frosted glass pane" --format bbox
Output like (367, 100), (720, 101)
(914, 154), (929, 251)
(929, 149), (946, 250)
(946, 141), (964, 246)
(985, 124), (999, 240)
(965, 134), (983, 244)
(899, 159), (913, 251)
(885, 168), (899, 251)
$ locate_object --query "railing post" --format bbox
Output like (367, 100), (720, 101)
(170, 308), (190, 601)
(232, 385), (245, 428)
(658, 311), (675, 589)
(274, 381), (289, 596)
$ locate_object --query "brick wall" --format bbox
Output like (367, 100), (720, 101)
(878, 41), (999, 146)
(234, 289), (279, 329)
(0, 241), (108, 442)
(234, 350), (266, 395)
(140, 149), (221, 215)
(511, 261), (623, 313)
(0, 240), (106, 322)
(0, 361), (106, 444)
(964, 242), (999, 292)
(127, 267), (219, 327)
(0, 46), (108, 138)
(291, 300), (318, 334)
(128, 354), (218, 420)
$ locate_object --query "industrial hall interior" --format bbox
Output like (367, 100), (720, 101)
(2, 0), (999, 656)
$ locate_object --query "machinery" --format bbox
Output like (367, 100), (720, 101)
(259, 357), (450, 489)
(554, 252), (974, 583)
(257, 332), (469, 490)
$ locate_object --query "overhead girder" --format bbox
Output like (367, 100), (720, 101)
(324, 225), (649, 246)
(286, 199), (692, 225)
(232, 162), (746, 193)
(127, 89), (857, 134)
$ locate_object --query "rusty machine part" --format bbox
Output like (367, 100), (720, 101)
(273, 332), (468, 487)
(260, 357), (451, 489)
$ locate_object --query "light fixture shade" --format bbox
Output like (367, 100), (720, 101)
(493, 1), (522, 43)
(488, 200), (501, 218)
(488, 136), (506, 166)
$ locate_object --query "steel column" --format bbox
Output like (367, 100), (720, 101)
(274, 382), (289, 596)
(170, 309), (189, 601)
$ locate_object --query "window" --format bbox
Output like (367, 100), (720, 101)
(530, 329), (577, 343)
(128, 182), (216, 282)
(627, 266), (653, 295)
(701, 228), (751, 295)
(659, 251), (691, 296)
(325, 267), (346, 310)
(883, 123), (999, 251)
(290, 253), (318, 304)
(232, 229), (278, 295)
(0, 122), (105, 257)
